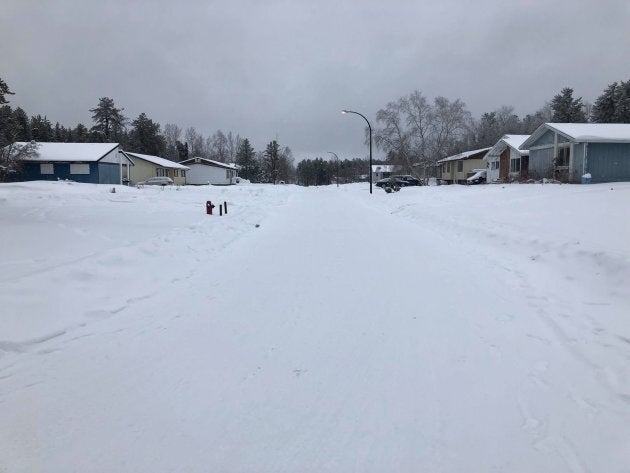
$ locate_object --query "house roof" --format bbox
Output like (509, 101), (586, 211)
(520, 123), (630, 149)
(178, 157), (239, 170)
(371, 164), (399, 173)
(123, 151), (189, 170)
(14, 142), (120, 162)
(484, 135), (530, 160)
(437, 147), (491, 163)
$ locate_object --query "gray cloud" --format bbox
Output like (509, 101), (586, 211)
(2, 0), (629, 161)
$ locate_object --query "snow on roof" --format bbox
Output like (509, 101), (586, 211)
(521, 123), (630, 149)
(548, 123), (630, 142)
(124, 151), (189, 170)
(179, 157), (239, 170)
(371, 164), (399, 172)
(437, 147), (491, 163)
(485, 135), (530, 159)
(14, 142), (120, 162)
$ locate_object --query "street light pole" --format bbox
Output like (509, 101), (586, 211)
(342, 109), (373, 194)
(327, 151), (339, 187)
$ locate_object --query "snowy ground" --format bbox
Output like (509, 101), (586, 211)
(1, 180), (629, 473)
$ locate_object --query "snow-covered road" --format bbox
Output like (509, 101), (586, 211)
(1, 182), (629, 472)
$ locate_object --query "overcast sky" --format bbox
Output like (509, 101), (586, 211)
(2, 0), (629, 161)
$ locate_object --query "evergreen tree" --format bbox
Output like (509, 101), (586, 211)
(235, 138), (258, 181)
(550, 87), (587, 122)
(0, 77), (14, 105)
(263, 140), (280, 183)
(591, 83), (617, 122)
(11, 107), (31, 141)
(30, 115), (53, 141)
(0, 105), (15, 149)
(89, 97), (127, 141)
(176, 141), (188, 161)
(128, 113), (166, 156)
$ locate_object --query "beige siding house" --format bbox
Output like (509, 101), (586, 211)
(122, 151), (189, 186)
(437, 147), (490, 184)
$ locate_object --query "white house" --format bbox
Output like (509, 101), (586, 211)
(179, 157), (239, 185)
(371, 164), (401, 182)
(484, 135), (530, 183)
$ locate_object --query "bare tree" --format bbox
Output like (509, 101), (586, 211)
(429, 96), (471, 159)
(185, 127), (204, 157)
(374, 90), (471, 169)
(163, 123), (182, 161)
(209, 130), (229, 162)
(374, 99), (412, 168)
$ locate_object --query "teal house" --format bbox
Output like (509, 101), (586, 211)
(520, 123), (630, 183)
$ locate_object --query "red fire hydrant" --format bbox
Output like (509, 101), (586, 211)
(206, 201), (215, 215)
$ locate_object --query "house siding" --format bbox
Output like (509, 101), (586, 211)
(21, 162), (100, 183)
(536, 129), (556, 146)
(185, 163), (235, 185)
(98, 162), (121, 184)
(571, 142), (586, 182)
(528, 147), (555, 180)
(499, 148), (509, 181)
(586, 143), (630, 182)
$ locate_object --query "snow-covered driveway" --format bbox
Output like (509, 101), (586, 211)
(1, 182), (629, 472)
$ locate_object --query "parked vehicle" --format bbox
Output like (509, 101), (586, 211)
(466, 169), (487, 185)
(375, 177), (406, 189)
(137, 177), (174, 186)
(391, 175), (422, 186)
(375, 177), (404, 193)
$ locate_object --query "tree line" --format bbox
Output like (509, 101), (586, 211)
(0, 78), (296, 183)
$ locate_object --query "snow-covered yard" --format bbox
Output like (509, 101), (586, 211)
(1, 180), (629, 472)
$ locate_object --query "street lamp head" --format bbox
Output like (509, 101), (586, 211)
(341, 110), (348, 114)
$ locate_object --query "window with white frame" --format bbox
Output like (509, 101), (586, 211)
(174, 169), (179, 177)
(491, 161), (499, 170)
(457, 161), (463, 172)
(40, 163), (54, 174)
(510, 157), (520, 173)
(157, 168), (166, 177)
(446, 162), (451, 172)
(181, 170), (186, 178)
(70, 163), (90, 175)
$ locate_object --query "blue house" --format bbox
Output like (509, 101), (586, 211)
(520, 124), (630, 183)
(14, 142), (130, 184)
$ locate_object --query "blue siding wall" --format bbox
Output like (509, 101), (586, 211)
(21, 162), (99, 183)
(98, 162), (121, 184)
(587, 143), (630, 182)
(528, 147), (554, 179)
(571, 143), (586, 182)
(534, 129), (555, 146)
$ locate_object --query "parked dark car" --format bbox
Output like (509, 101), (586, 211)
(375, 177), (406, 189)
(391, 175), (422, 186)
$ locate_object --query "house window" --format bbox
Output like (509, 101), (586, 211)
(40, 163), (54, 174)
(174, 169), (179, 177)
(556, 146), (570, 167)
(491, 161), (499, 170)
(510, 157), (521, 173)
(457, 161), (463, 172)
(70, 163), (90, 175)
(181, 170), (186, 178)
(446, 162), (451, 172)
(157, 168), (166, 177)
